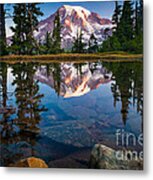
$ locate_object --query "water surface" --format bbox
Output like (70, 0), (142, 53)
(0, 60), (143, 168)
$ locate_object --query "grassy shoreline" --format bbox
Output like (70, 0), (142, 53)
(0, 53), (143, 63)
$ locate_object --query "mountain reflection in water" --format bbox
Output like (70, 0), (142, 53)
(34, 62), (112, 98)
(0, 61), (143, 167)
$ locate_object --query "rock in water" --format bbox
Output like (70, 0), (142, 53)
(10, 157), (48, 168)
(89, 144), (143, 170)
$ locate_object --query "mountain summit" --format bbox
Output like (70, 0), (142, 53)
(35, 5), (113, 49)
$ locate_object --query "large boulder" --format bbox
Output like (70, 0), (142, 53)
(89, 144), (143, 170)
(10, 157), (48, 168)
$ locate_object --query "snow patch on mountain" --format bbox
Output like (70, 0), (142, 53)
(63, 5), (91, 19)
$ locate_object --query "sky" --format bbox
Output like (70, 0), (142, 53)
(5, 1), (123, 37)
(38, 1), (116, 19)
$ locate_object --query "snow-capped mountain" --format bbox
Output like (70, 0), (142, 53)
(35, 5), (113, 49)
(34, 63), (112, 98)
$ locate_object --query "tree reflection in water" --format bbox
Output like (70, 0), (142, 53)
(0, 62), (47, 165)
(103, 62), (143, 127)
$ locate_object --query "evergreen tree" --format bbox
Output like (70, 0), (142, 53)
(112, 1), (122, 33)
(26, 3), (43, 54)
(72, 29), (86, 53)
(136, 0), (143, 53)
(117, 1), (134, 50)
(0, 4), (7, 56)
(101, 1), (122, 53)
(44, 31), (53, 54)
(101, 35), (121, 52)
(72, 30), (79, 53)
(128, 0), (143, 53)
(101, 0), (144, 54)
(11, 3), (43, 55)
(135, 0), (143, 37)
(88, 33), (98, 53)
(103, 28), (111, 39)
(52, 11), (62, 53)
(11, 4), (27, 55)
(138, 0), (143, 34)
(135, 0), (139, 36)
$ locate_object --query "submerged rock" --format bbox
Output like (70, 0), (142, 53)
(10, 157), (48, 168)
(89, 144), (143, 170)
